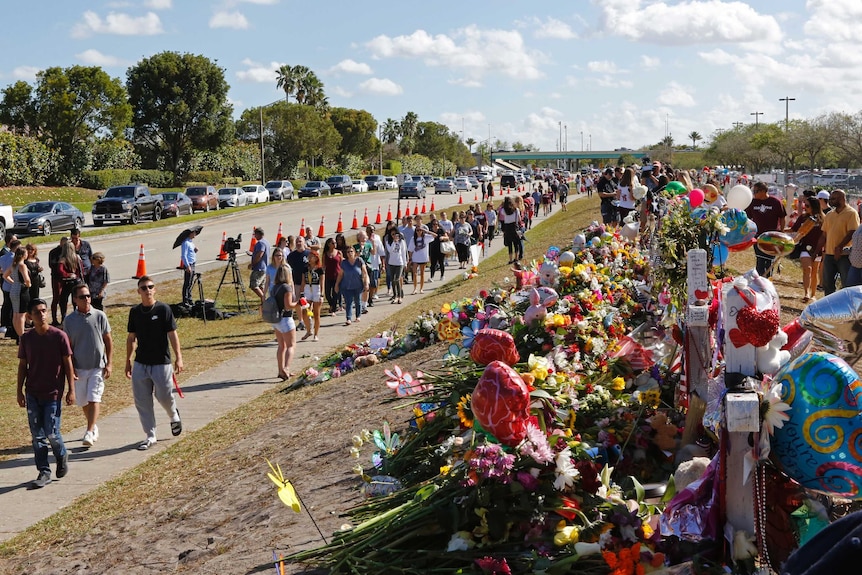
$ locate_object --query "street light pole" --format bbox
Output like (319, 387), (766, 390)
(750, 111), (763, 128)
(378, 125), (383, 174)
(258, 98), (285, 185)
(779, 97), (796, 184)
(580, 130), (584, 152)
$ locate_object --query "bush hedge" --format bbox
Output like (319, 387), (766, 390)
(80, 169), (175, 190)
(185, 171), (224, 185)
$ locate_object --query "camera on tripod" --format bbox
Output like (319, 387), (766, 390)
(223, 233), (242, 255)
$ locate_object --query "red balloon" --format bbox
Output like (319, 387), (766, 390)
(471, 361), (530, 447)
(470, 328), (520, 366)
(727, 237), (756, 252)
(689, 188), (705, 208)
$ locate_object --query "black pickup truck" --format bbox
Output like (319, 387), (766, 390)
(92, 184), (163, 226)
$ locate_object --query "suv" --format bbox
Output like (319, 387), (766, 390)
(265, 180), (294, 200)
(326, 174), (352, 194)
(185, 185), (219, 213)
(364, 174), (387, 190)
(500, 173), (518, 189)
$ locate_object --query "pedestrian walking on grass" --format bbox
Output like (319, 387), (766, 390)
(17, 298), (75, 488)
(125, 276), (184, 451)
(64, 283), (113, 449)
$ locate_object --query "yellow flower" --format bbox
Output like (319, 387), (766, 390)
(554, 524), (580, 546)
(611, 377), (626, 391)
(413, 406), (426, 429)
(440, 465), (452, 476)
(642, 521), (654, 538)
(531, 366), (549, 381)
(457, 395), (474, 428)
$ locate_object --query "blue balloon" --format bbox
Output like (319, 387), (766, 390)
(720, 208), (757, 249)
(691, 207), (708, 221)
(712, 243), (729, 265)
(771, 352), (862, 499)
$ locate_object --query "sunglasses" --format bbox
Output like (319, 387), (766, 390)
(77, 294), (92, 299)
(139, 285), (156, 291)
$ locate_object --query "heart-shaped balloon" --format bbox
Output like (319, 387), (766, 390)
(471, 361), (531, 447)
(470, 329), (520, 366)
(771, 352), (862, 499)
(736, 306), (780, 347)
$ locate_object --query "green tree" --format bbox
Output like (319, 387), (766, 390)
(465, 137), (476, 153)
(399, 111), (419, 155)
(688, 131), (702, 149)
(382, 118), (400, 144)
(275, 65), (327, 110)
(127, 52), (234, 181)
(330, 107), (377, 159)
(792, 116), (834, 170)
(0, 81), (36, 135)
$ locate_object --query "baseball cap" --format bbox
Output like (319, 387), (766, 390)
(254, 226), (264, 233)
(816, 190), (830, 200)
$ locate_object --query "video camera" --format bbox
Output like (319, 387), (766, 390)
(224, 233), (242, 254)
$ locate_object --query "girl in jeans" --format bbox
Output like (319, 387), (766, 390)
(322, 238), (342, 315)
(334, 246), (368, 325)
(386, 229), (407, 304)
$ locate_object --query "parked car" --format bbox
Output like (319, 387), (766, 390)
(434, 179), (456, 194)
(326, 174), (352, 194)
(185, 185), (220, 213)
(352, 179), (369, 193)
(422, 175), (435, 188)
(399, 180), (426, 199)
(218, 187), (249, 208)
(12, 201), (84, 236)
(364, 174), (387, 190)
(265, 180), (294, 200)
(468, 176), (480, 189)
(454, 177), (471, 192)
(160, 192), (193, 218)
(500, 174), (518, 189)
(0, 203), (15, 238)
(242, 185), (269, 204)
(384, 176), (399, 190)
(299, 181), (331, 197)
(848, 175), (862, 191)
(92, 184), (163, 225)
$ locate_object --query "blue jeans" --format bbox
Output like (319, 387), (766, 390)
(753, 245), (775, 278)
(26, 394), (67, 474)
(342, 288), (362, 321)
(822, 254), (850, 295)
(847, 265), (862, 287)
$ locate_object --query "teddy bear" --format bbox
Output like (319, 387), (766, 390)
(354, 354), (379, 368)
(538, 259), (560, 287)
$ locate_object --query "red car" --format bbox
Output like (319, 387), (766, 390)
(184, 186), (220, 213)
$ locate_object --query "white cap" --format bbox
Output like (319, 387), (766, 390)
(816, 190), (831, 200)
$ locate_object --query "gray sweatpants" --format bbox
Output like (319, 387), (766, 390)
(131, 362), (179, 440)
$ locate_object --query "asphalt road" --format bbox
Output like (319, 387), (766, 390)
(67, 186), (525, 298)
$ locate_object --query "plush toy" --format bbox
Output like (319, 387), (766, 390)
(538, 259), (560, 287)
(524, 287), (558, 326)
(573, 233), (587, 251)
(756, 329), (790, 375)
(354, 354), (379, 368)
(511, 263), (537, 290)
(650, 412), (679, 452)
(674, 456), (711, 492)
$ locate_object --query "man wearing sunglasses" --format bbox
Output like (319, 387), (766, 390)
(63, 283), (113, 448)
(125, 276), (184, 451)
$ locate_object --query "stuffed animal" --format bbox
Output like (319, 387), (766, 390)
(524, 287), (558, 326)
(354, 354), (379, 368)
(538, 259), (560, 288)
(756, 329), (790, 375)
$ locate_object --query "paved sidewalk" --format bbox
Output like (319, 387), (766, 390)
(0, 191), (578, 542)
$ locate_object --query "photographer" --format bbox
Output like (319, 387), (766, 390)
(248, 227), (270, 304)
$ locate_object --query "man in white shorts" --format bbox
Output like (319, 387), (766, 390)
(63, 283), (113, 447)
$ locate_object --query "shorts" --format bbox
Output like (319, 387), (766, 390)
(307, 284), (321, 303)
(368, 268), (379, 289)
(74, 367), (105, 405)
(249, 270), (267, 290)
(274, 315), (296, 333)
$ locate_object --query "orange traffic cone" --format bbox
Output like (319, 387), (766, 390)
(430, 198), (435, 212)
(132, 244), (147, 279)
(317, 216), (326, 238)
(275, 222), (283, 245)
(458, 192), (463, 204)
(375, 206), (382, 225)
(362, 208), (369, 227)
(396, 206), (402, 219)
(350, 209), (359, 230)
(414, 201), (419, 216)
(421, 199), (427, 214)
(386, 205), (392, 221)
(298, 218), (305, 237)
(248, 227), (258, 253)
(474, 191), (478, 202)
(217, 231), (228, 261)
(336, 212), (344, 233)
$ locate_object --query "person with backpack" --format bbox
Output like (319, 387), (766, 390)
(270, 264), (297, 381)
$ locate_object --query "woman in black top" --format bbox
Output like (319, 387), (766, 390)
(428, 219), (448, 281)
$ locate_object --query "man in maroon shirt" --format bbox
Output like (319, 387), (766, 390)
(17, 298), (76, 488)
(746, 181), (786, 277)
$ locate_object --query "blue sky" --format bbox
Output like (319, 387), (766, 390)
(2, 0), (861, 152)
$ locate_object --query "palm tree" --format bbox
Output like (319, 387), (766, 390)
(399, 111), (418, 155)
(465, 137), (476, 153)
(275, 65), (295, 102)
(688, 131), (702, 149)
(382, 118), (399, 144)
(275, 65), (324, 106)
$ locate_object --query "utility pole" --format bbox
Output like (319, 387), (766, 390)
(378, 125), (383, 174)
(732, 122), (744, 129)
(750, 111), (763, 127)
(580, 130), (584, 152)
(779, 97), (796, 183)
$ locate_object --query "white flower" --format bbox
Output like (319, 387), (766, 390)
(352, 435), (364, 448)
(574, 542), (602, 556)
(349, 447), (361, 458)
(763, 381), (791, 436)
(447, 531), (475, 551)
(554, 448), (580, 490)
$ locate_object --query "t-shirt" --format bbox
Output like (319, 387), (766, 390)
(127, 301), (177, 365)
(63, 308), (111, 370)
(274, 282), (293, 314)
(822, 206), (861, 256)
(74, 239), (93, 276)
(339, 258), (364, 291)
(399, 225), (415, 251)
(19, 326), (72, 400)
(87, 265), (110, 296)
(303, 266), (323, 288)
(387, 238), (407, 266)
(439, 219), (453, 234)
(0, 251), (13, 294)
(409, 232), (430, 263)
(617, 185), (635, 209)
(454, 222), (473, 245)
(286, 249), (309, 286)
(368, 234), (385, 271)
(251, 238), (270, 272)
(746, 196), (786, 235)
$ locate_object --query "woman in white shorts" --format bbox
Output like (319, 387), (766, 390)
(271, 264), (297, 380)
(301, 248), (323, 341)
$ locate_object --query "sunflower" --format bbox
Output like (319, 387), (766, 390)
(457, 394), (474, 428)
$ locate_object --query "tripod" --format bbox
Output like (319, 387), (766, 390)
(189, 272), (206, 325)
(213, 252), (251, 314)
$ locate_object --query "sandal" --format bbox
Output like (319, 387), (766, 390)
(278, 372), (289, 381)
(301, 332), (312, 341)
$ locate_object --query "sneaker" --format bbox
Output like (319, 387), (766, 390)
(82, 430), (95, 448)
(137, 437), (157, 451)
(426, 277), (433, 283)
(362, 308), (369, 314)
(372, 294), (379, 300)
(56, 453), (69, 478)
(30, 470), (52, 489)
(0, 327), (6, 334)
(171, 413), (183, 437)
(93, 425), (99, 442)
(297, 323), (305, 331)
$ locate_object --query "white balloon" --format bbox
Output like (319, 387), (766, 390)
(726, 185), (753, 210)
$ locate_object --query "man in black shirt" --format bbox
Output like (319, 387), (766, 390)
(125, 276), (184, 451)
(597, 168), (619, 225)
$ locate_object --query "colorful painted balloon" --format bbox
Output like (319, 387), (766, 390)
(771, 352), (862, 499)
(471, 361), (531, 447)
(470, 328), (520, 366)
(666, 180), (687, 194)
(720, 208), (758, 250)
(757, 231), (796, 257)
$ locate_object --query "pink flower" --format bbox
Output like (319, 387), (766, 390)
(384, 365), (428, 397)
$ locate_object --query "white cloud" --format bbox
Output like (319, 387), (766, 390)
(71, 11), (164, 38)
(330, 85), (353, 98)
(595, 76), (634, 89)
(597, 0), (781, 47)
(234, 0), (278, 4)
(144, 0), (172, 9)
(366, 25), (544, 80)
(236, 58), (283, 83)
(803, 0), (862, 42)
(448, 77), (482, 88)
(641, 55), (661, 68)
(657, 81), (697, 107)
(329, 59), (372, 75)
(210, 11), (249, 29)
(12, 66), (40, 81)
(75, 49), (126, 67)
(517, 16), (577, 40)
(358, 78), (403, 96)
(587, 60), (620, 74)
